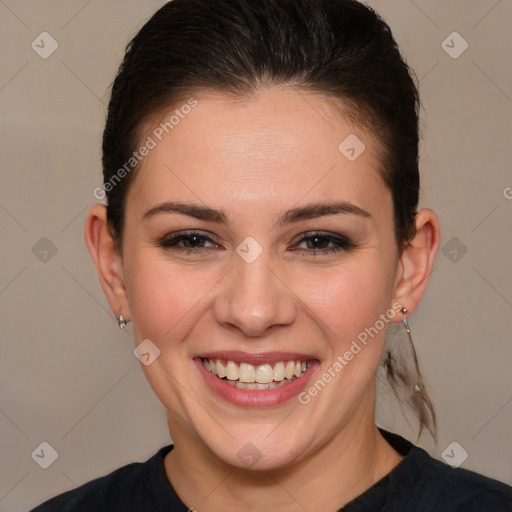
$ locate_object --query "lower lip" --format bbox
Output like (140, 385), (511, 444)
(195, 358), (318, 407)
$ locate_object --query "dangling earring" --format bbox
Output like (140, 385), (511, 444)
(118, 314), (127, 329)
(401, 307), (424, 393)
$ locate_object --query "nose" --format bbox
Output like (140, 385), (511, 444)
(213, 252), (297, 338)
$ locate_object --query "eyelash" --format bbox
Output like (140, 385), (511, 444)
(157, 230), (357, 257)
(292, 232), (356, 255)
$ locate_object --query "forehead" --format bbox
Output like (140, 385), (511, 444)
(128, 88), (389, 216)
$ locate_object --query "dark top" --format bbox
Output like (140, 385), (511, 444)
(30, 430), (512, 511)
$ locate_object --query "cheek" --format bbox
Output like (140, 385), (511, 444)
(123, 243), (397, 358)
(292, 256), (396, 348)
(124, 250), (219, 345)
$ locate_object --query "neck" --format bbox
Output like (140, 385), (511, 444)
(164, 407), (403, 511)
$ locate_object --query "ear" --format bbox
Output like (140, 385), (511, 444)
(392, 209), (440, 319)
(84, 204), (130, 321)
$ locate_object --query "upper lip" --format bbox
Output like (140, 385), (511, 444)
(195, 350), (317, 366)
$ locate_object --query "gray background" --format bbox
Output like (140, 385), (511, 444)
(0, 1), (511, 510)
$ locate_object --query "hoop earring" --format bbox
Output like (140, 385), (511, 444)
(118, 315), (127, 330)
(401, 307), (424, 393)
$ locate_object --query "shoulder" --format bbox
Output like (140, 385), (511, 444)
(380, 430), (512, 511)
(29, 445), (174, 512)
(411, 450), (512, 511)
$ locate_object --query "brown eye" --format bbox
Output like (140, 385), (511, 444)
(158, 231), (222, 252)
(290, 232), (356, 256)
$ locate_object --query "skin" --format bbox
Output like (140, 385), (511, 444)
(85, 88), (440, 511)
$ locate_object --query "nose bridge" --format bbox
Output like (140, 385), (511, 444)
(213, 249), (296, 337)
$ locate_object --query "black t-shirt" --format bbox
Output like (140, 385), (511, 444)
(30, 430), (512, 511)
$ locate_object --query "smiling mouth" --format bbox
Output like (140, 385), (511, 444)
(202, 358), (309, 390)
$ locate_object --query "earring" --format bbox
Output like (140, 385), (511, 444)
(401, 307), (425, 394)
(401, 306), (410, 333)
(118, 314), (127, 329)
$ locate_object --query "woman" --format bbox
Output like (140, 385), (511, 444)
(31, 0), (512, 510)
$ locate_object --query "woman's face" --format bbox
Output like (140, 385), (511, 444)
(120, 88), (403, 469)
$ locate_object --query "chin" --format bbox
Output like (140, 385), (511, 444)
(199, 422), (313, 472)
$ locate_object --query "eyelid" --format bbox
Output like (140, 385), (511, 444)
(294, 230), (351, 242)
(157, 230), (224, 248)
(289, 231), (357, 254)
(292, 231), (355, 246)
(157, 230), (357, 254)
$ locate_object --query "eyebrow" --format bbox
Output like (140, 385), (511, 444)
(142, 201), (228, 223)
(141, 200), (371, 225)
(276, 201), (371, 225)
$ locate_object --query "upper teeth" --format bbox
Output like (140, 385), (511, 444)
(203, 359), (308, 384)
